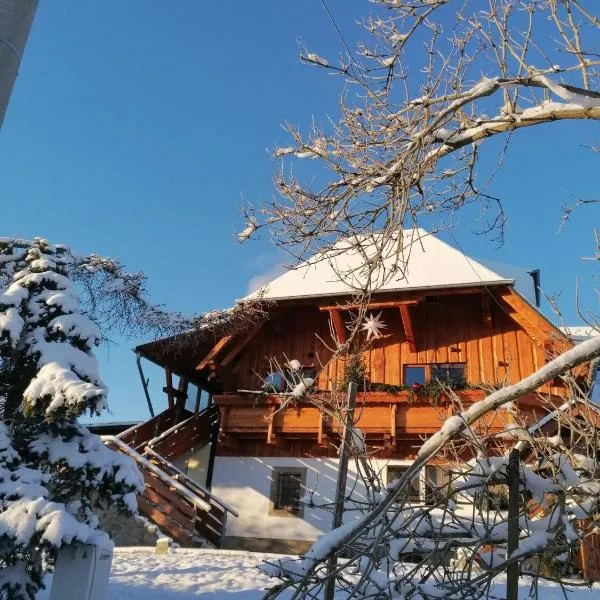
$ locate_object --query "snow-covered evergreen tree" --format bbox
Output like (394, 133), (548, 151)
(0, 237), (190, 599)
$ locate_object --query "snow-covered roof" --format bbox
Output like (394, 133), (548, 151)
(560, 326), (600, 344)
(245, 228), (513, 301)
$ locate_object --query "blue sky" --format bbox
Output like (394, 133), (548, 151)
(0, 2), (598, 422)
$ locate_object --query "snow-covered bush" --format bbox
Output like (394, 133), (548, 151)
(0, 237), (190, 599)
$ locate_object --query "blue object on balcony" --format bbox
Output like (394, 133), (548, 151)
(263, 371), (285, 393)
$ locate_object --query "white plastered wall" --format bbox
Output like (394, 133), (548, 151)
(212, 456), (416, 542)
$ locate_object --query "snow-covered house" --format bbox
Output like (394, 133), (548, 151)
(129, 228), (581, 553)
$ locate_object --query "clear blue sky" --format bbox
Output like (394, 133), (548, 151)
(0, 2), (597, 422)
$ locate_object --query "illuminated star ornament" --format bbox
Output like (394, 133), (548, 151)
(362, 311), (387, 341)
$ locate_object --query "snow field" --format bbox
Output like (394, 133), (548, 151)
(36, 547), (600, 599)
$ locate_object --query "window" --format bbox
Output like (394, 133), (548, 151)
(302, 366), (317, 381)
(424, 465), (456, 505)
(275, 473), (302, 511)
(430, 363), (466, 387)
(403, 363), (466, 387)
(269, 468), (306, 517)
(387, 465), (459, 505)
(386, 465), (421, 502)
(404, 366), (426, 386)
(424, 464), (439, 504)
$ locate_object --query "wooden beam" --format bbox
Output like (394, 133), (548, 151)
(267, 406), (277, 445)
(220, 325), (262, 368)
(318, 410), (329, 447)
(399, 304), (417, 352)
(497, 289), (569, 351)
(175, 375), (189, 421)
(213, 388), (508, 406)
(320, 299), (420, 311)
(165, 366), (175, 409)
(329, 309), (347, 345)
(196, 335), (233, 371)
(178, 375), (188, 395)
(317, 286), (500, 312)
(162, 386), (187, 400)
(390, 403), (397, 445)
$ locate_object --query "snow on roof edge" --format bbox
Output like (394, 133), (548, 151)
(560, 326), (600, 343)
(241, 279), (515, 303)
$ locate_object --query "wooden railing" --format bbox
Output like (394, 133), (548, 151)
(148, 405), (220, 462)
(576, 519), (600, 582)
(106, 404), (236, 548)
(104, 433), (237, 548)
(144, 446), (237, 547)
(119, 406), (192, 452)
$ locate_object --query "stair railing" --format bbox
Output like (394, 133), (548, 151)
(102, 436), (211, 513)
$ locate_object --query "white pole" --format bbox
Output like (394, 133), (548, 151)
(0, 0), (38, 130)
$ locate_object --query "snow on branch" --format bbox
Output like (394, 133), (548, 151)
(244, 0), (600, 279)
(263, 336), (600, 599)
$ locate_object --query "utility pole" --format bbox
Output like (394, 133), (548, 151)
(0, 0), (38, 130)
(506, 449), (520, 600)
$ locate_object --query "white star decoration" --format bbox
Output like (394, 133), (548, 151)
(362, 311), (387, 341)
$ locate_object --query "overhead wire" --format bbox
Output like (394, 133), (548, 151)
(319, 0), (367, 85)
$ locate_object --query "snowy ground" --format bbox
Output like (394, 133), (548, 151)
(36, 547), (600, 599)
(37, 548), (276, 600)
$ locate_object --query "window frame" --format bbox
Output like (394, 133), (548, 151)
(268, 467), (307, 518)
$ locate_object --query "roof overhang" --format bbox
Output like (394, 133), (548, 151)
(248, 279), (515, 304)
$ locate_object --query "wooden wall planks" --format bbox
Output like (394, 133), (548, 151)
(229, 290), (567, 393)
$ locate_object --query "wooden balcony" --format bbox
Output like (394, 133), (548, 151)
(213, 388), (560, 456)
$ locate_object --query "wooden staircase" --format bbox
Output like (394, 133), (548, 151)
(104, 404), (237, 548)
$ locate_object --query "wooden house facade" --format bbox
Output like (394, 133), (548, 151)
(132, 229), (577, 553)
